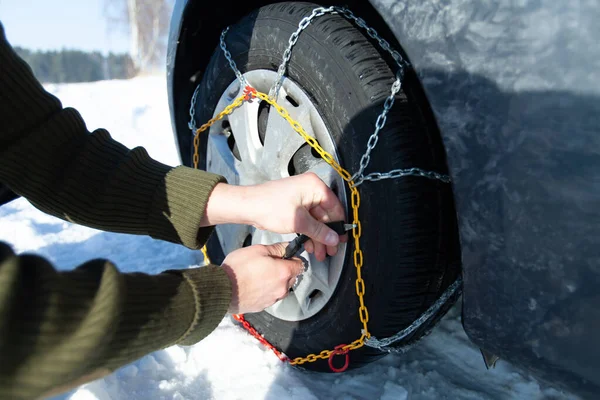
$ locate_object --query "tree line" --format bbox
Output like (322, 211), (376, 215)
(14, 47), (138, 84)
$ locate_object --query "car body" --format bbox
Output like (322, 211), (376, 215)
(165, 0), (600, 396)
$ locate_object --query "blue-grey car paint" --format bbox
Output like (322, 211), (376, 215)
(167, 0), (600, 395)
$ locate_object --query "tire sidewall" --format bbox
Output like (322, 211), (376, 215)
(193, 3), (458, 369)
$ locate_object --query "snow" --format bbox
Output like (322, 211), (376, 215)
(0, 76), (580, 400)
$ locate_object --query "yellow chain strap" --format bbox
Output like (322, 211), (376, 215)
(193, 88), (370, 365)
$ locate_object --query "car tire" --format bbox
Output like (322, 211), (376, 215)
(191, 2), (461, 371)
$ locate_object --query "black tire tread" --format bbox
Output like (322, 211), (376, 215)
(194, 2), (461, 371)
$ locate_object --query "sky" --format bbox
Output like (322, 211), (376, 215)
(0, 0), (130, 54)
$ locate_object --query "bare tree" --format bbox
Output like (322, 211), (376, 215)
(104, 0), (173, 72)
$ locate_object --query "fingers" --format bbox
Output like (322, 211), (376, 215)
(326, 244), (338, 257)
(307, 206), (330, 259)
(313, 180), (345, 223)
(282, 257), (304, 279)
(314, 242), (327, 261)
(302, 172), (345, 223)
(223, 244), (307, 314)
(302, 240), (330, 262)
(296, 209), (339, 247)
(310, 205), (332, 223)
(308, 243), (344, 260)
(304, 240), (314, 254)
(263, 241), (289, 258)
(310, 193), (346, 233)
(308, 205), (344, 259)
(277, 257), (304, 300)
(263, 241), (303, 279)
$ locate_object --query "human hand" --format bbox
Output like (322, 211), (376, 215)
(221, 242), (304, 314)
(245, 173), (347, 261)
(203, 172), (346, 262)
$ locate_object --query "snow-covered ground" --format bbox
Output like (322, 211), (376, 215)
(0, 77), (580, 400)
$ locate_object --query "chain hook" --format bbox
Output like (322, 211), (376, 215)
(328, 344), (350, 372)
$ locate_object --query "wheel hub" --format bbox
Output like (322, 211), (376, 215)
(205, 70), (348, 321)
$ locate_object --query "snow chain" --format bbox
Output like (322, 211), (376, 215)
(189, 6), (461, 372)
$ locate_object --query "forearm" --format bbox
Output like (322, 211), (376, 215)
(201, 183), (255, 227)
(0, 242), (232, 400)
(0, 23), (225, 249)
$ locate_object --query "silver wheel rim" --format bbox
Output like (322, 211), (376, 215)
(205, 70), (348, 321)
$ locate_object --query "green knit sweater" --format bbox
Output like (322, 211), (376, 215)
(0, 24), (232, 399)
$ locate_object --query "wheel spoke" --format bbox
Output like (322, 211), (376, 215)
(292, 254), (334, 312)
(305, 255), (333, 289)
(293, 288), (313, 317)
(305, 160), (340, 188)
(257, 101), (306, 180)
(269, 292), (303, 320)
(206, 70), (348, 322)
(215, 223), (251, 257)
(252, 229), (297, 247)
(206, 135), (239, 185)
(227, 101), (262, 166)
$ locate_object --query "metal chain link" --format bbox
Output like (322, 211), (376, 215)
(220, 27), (248, 87)
(269, 6), (336, 100)
(269, 6), (410, 100)
(189, 85), (371, 367)
(333, 7), (449, 187)
(351, 70), (403, 183)
(188, 5), (461, 369)
(188, 25), (244, 146)
(259, 6), (445, 187)
(335, 7), (408, 70)
(365, 277), (463, 352)
(193, 5), (452, 190)
(188, 84), (202, 133)
(355, 167), (451, 188)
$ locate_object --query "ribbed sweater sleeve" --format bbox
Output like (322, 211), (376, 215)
(0, 242), (232, 399)
(0, 23), (226, 249)
(0, 23), (232, 399)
